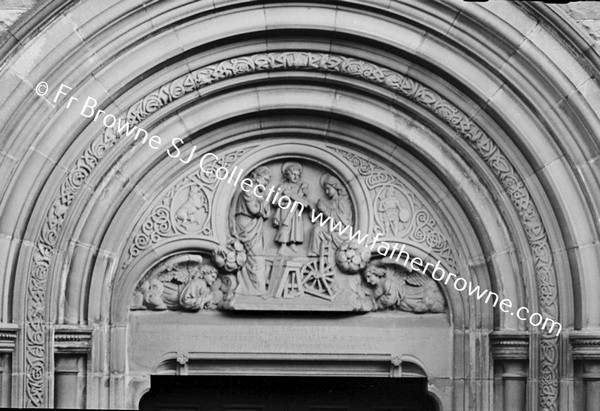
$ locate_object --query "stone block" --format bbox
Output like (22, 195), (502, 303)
(264, 4), (336, 30)
(0, 148), (57, 239)
(335, 8), (426, 54)
(532, 156), (596, 247)
(480, 84), (562, 175)
(172, 7), (266, 52)
(527, 23), (592, 89)
(65, 0), (140, 41)
(388, 0), (456, 36)
(481, 1), (538, 38)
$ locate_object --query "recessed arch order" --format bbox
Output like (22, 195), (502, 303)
(0, 1), (599, 410)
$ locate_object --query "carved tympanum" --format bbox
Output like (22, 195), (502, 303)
(129, 155), (451, 313)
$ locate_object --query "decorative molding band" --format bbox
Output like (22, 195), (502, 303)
(0, 328), (17, 352)
(571, 335), (600, 360)
(491, 333), (530, 360)
(24, 51), (559, 409)
(54, 328), (92, 354)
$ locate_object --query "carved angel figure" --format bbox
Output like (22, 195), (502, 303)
(179, 265), (222, 311)
(131, 255), (225, 312)
(360, 259), (445, 313)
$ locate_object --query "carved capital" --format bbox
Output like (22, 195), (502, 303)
(571, 333), (600, 361)
(491, 333), (529, 360)
(54, 327), (92, 354)
(0, 324), (18, 353)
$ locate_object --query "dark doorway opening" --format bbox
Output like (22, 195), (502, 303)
(140, 375), (439, 411)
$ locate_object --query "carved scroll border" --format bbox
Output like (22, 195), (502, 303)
(25, 51), (559, 409)
(122, 146), (256, 270)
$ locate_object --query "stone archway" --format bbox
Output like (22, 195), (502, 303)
(1, 2), (599, 411)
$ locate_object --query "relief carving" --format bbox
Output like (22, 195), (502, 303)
(374, 186), (412, 236)
(129, 155), (450, 313)
(132, 255), (224, 312)
(308, 174), (353, 257)
(350, 258), (446, 313)
(274, 162), (308, 255)
(232, 166), (272, 295)
(174, 185), (209, 229)
(225, 162), (357, 305)
(123, 147), (254, 270)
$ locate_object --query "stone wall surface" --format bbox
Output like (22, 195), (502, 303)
(0, 0), (35, 35)
(558, 2), (600, 43)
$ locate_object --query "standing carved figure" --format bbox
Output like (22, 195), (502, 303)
(309, 174), (353, 257)
(378, 187), (407, 235)
(233, 166), (272, 295)
(273, 162), (308, 254)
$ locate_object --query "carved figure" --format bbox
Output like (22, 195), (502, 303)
(361, 259), (445, 313)
(309, 174), (353, 257)
(175, 185), (208, 225)
(232, 166), (272, 295)
(273, 162), (308, 254)
(377, 187), (410, 235)
(179, 265), (221, 311)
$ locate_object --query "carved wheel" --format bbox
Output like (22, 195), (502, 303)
(301, 260), (336, 301)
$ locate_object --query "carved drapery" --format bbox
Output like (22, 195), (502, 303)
(24, 51), (559, 408)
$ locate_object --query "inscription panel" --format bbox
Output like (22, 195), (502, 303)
(128, 312), (451, 378)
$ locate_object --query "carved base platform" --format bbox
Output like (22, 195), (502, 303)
(225, 293), (356, 311)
